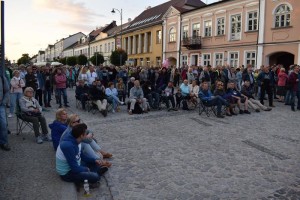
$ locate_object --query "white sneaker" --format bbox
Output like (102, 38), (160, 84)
(42, 134), (52, 141)
(36, 136), (43, 144)
(120, 101), (124, 105)
(112, 109), (115, 113)
(8, 113), (13, 118)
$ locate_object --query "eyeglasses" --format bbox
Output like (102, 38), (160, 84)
(73, 119), (80, 124)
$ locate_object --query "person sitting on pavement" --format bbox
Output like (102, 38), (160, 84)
(128, 80), (148, 115)
(89, 80), (108, 117)
(105, 82), (124, 113)
(49, 108), (68, 151)
(60, 114), (112, 168)
(161, 81), (177, 111)
(56, 123), (108, 187)
(226, 81), (251, 114)
(19, 87), (51, 144)
(241, 80), (272, 112)
(75, 80), (90, 110)
(142, 81), (160, 110)
(198, 81), (229, 118)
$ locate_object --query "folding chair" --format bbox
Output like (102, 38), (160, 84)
(198, 99), (217, 117)
(15, 102), (34, 135)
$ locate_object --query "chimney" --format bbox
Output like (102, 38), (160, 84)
(128, 18), (132, 22)
(146, 6), (151, 10)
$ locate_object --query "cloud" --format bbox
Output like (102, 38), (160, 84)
(33, 0), (106, 22)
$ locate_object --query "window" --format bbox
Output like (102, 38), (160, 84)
(156, 57), (161, 66)
(215, 53), (223, 66)
(169, 28), (176, 42)
(100, 45), (102, 53)
(204, 20), (212, 37)
(182, 25), (189, 39)
(108, 43), (111, 52)
(202, 54), (211, 66)
(216, 17), (225, 36)
(105, 44), (107, 53)
(247, 11), (258, 31)
(229, 52), (239, 67)
(245, 51), (256, 67)
(112, 42), (115, 51)
(274, 4), (291, 28)
(230, 14), (241, 40)
(182, 55), (188, 65)
(192, 23), (200, 37)
(156, 30), (162, 44)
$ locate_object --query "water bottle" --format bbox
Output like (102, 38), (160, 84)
(83, 179), (91, 197)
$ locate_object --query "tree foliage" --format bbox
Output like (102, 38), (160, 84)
(59, 57), (67, 65)
(17, 54), (31, 65)
(77, 54), (88, 66)
(110, 49), (128, 66)
(89, 53), (104, 66)
(66, 56), (77, 66)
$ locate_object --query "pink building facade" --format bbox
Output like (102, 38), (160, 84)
(163, 0), (300, 69)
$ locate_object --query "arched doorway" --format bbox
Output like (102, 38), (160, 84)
(268, 52), (294, 69)
(168, 57), (177, 67)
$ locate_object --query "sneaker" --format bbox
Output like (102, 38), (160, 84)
(7, 113), (13, 118)
(226, 113), (232, 117)
(128, 110), (133, 115)
(255, 109), (260, 112)
(239, 110), (244, 114)
(217, 114), (225, 118)
(167, 108), (172, 112)
(0, 143), (11, 151)
(42, 134), (52, 141)
(244, 110), (251, 114)
(36, 136), (43, 144)
(120, 101), (124, 105)
(264, 108), (272, 111)
(291, 107), (296, 112)
(97, 167), (108, 175)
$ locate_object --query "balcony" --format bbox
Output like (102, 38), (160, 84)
(182, 36), (202, 50)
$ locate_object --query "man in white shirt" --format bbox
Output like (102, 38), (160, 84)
(87, 66), (98, 85)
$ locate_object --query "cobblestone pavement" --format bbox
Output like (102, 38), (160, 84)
(1, 88), (299, 200)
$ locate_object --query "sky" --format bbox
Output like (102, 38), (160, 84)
(3, 0), (218, 62)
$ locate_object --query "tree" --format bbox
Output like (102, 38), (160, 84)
(66, 56), (77, 66)
(77, 54), (88, 66)
(89, 52), (104, 66)
(59, 57), (67, 65)
(17, 53), (31, 65)
(110, 48), (128, 66)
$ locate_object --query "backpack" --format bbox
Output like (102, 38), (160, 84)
(132, 102), (143, 114)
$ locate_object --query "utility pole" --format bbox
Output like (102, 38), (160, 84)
(0, 1), (5, 76)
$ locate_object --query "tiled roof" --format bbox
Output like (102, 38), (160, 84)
(125, 0), (206, 32)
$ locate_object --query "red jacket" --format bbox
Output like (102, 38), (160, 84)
(55, 74), (67, 89)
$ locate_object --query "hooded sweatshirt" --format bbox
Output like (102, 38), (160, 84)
(49, 120), (67, 151)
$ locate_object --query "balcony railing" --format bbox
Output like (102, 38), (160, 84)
(182, 36), (202, 50)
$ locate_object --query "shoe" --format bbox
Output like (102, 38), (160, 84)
(270, 105), (275, 108)
(36, 136), (43, 144)
(226, 113), (232, 117)
(297, 108), (300, 110)
(64, 104), (70, 108)
(255, 109), (260, 112)
(59, 105), (62, 108)
(103, 153), (113, 159)
(97, 167), (108, 175)
(264, 108), (272, 111)
(0, 143), (11, 151)
(120, 101), (124, 105)
(217, 114), (225, 118)
(244, 110), (251, 114)
(100, 160), (112, 168)
(239, 110), (244, 114)
(102, 110), (108, 117)
(48, 104), (52, 108)
(143, 109), (148, 113)
(7, 113), (13, 118)
(112, 109), (115, 113)
(230, 110), (237, 115)
(291, 107), (296, 112)
(173, 108), (178, 111)
(42, 134), (52, 141)
(167, 108), (172, 112)
(128, 110), (133, 115)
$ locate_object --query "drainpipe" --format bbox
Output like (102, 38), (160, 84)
(256, 0), (261, 69)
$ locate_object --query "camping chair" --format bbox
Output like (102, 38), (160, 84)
(15, 101), (34, 135)
(198, 99), (217, 117)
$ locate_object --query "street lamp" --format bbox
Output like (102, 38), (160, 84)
(111, 8), (123, 66)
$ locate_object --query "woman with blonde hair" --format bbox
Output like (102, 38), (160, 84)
(49, 108), (68, 151)
(9, 70), (25, 118)
(60, 114), (112, 167)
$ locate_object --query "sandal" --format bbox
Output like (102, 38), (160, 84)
(101, 160), (112, 168)
(103, 153), (113, 159)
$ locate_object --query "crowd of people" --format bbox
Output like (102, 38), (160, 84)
(0, 63), (299, 187)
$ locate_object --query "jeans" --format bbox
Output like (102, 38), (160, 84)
(60, 162), (102, 184)
(82, 143), (101, 160)
(10, 93), (23, 114)
(285, 89), (292, 104)
(290, 91), (300, 109)
(161, 95), (176, 108)
(0, 106), (8, 144)
(107, 95), (120, 110)
(147, 92), (160, 109)
(204, 96), (228, 114)
(78, 94), (88, 109)
(43, 89), (52, 106)
(56, 88), (68, 106)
